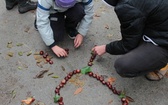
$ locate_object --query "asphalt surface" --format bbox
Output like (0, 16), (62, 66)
(0, 0), (168, 105)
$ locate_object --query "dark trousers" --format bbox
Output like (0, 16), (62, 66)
(6, 0), (27, 5)
(114, 42), (168, 77)
(49, 3), (85, 42)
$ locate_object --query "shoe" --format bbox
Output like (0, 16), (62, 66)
(145, 64), (168, 81)
(5, 0), (18, 10)
(66, 28), (79, 39)
(18, 0), (37, 14)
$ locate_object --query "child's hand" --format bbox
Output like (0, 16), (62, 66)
(74, 34), (83, 48)
(51, 45), (68, 57)
(92, 45), (106, 56)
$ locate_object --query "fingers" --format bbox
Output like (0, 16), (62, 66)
(74, 38), (81, 48)
(52, 46), (68, 58)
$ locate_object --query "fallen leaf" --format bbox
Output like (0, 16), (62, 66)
(105, 24), (109, 29)
(21, 97), (35, 105)
(18, 52), (23, 56)
(34, 70), (49, 79)
(27, 51), (32, 56)
(107, 77), (116, 84)
(52, 75), (59, 78)
(74, 87), (83, 95)
(16, 43), (23, 46)
(61, 66), (65, 71)
(7, 42), (13, 48)
(48, 72), (54, 76)
(126, 96), (134, 102)
(165, 71), (168, 78)
(108, 99), (113, 104)
(8, 52), (14, 57)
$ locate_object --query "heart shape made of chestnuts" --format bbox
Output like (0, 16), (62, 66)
(54, 52), (129, 105)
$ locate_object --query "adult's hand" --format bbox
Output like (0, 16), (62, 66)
(51, 45), (68, 57)
(92, 45), (106, 56)
(74, 34), (83, 48)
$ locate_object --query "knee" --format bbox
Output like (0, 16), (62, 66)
(114, 58), (134, 77)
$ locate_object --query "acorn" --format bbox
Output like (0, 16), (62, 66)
(39, 51), (44, 55)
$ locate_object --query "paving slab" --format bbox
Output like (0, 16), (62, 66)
(0, 0), (168, 105)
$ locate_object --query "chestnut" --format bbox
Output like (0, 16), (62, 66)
(61, 79), (66, 84)
(49, 60), (53, 64)
(55, 89), (59, 94)
(88, 72), (93, 76)
(76, 69), (81, 73)
(88, 62), (93, 66)
(39, 51), (44, 55)
(58, 101), (64, 105)
(58, 97), (63, 102)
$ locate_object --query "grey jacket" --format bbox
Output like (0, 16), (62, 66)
(36, 0), (94, 46)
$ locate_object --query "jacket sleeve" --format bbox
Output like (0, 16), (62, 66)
(36, 0), (55, 47)
(106, 4), (146, 55)
(77, 0), (94, 36)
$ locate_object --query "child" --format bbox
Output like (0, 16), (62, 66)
(35, 0), (94, 57)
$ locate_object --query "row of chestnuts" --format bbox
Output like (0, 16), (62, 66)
(88, 51), (97, 66)
(39, 50), (53, 64)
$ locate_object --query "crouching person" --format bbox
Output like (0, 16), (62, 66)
(35, 0), (94, 57)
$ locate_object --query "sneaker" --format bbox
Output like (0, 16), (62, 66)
(5, 0), (18, 10)
(18, 0), (37, 14)
(145, 64), (168, 81)
(66, 28), (79, 39)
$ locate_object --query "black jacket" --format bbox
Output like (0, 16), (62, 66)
(106, 0), (168, 55)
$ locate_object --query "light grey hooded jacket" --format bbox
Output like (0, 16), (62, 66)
(36, 0), (94, 46)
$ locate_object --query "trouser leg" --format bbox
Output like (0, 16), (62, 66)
(114, 42), (168, 77)
(49, 13), (65, 42)
(65, 3), (85, 29)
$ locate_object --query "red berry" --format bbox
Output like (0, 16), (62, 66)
(39, 51), (44, 55)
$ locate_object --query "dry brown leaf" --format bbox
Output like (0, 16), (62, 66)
(107, 77), (116, 84)
(165, 71), (168, 78)
(21, 97), (35, 105)
(108, 99), (113, 104)
(74, 87), (83, 95)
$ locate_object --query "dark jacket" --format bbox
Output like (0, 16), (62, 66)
(106, 0), (168, 55)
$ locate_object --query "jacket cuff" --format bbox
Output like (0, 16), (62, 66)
(105, 44), (111, 54)
(49, 41), (57, 49)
